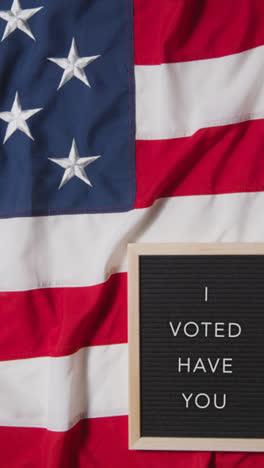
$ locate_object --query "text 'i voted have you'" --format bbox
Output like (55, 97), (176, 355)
(169, 287), (242, 411)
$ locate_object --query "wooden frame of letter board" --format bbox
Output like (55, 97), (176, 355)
(128, 242), (264, 452)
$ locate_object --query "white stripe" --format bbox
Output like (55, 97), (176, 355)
(135, 45), (264, 140)
(0, 344), (128, 431)
(1, 191), (264, 291)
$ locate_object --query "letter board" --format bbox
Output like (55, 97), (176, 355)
(128, 243), (264, 451)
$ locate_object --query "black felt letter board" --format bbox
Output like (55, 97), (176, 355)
(139, 254), (264, 439)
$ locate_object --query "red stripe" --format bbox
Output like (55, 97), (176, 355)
(134, 0), (264, 65)
(135, 120), (264, 209)
(0, 273), (127, 360)
(1, 416), (264, 468)
(0, 416), (213, 468)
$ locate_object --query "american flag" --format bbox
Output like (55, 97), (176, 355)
(0, 0), (264, 466)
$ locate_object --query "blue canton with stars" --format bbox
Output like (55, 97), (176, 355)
(0, 0), (135, 217)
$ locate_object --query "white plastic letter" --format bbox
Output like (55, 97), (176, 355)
(184, 322), (199, 337)
(214, 394), (226, 409)
(207, 358), (220, 373)
(182, 393), (193, 408)
(215, 322), (225, 337)
(201, 322), (212, 337)
(193, 358), (206, 373)
(223, 358), (233, 373)
(229, 323), (241, 338)
(169, 321), (181, 337)
(195, 393), (210, 409)
(178, 357), (190, 373)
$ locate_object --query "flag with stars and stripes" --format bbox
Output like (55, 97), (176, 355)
(0, 0), (264, 467)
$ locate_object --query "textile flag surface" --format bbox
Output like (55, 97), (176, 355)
(1, 0), (264, 466)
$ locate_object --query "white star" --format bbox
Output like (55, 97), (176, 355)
(48, 38), (100, 90)
(49, 139), (101, 190)
(0, 92), (42, 143)
(0, 0), (43, 41)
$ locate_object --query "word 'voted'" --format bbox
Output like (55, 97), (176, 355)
(169, 321), (241, 338)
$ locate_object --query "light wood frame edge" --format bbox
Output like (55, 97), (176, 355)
(127, 242), (264, 452)
(128, 243), (141, 449)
